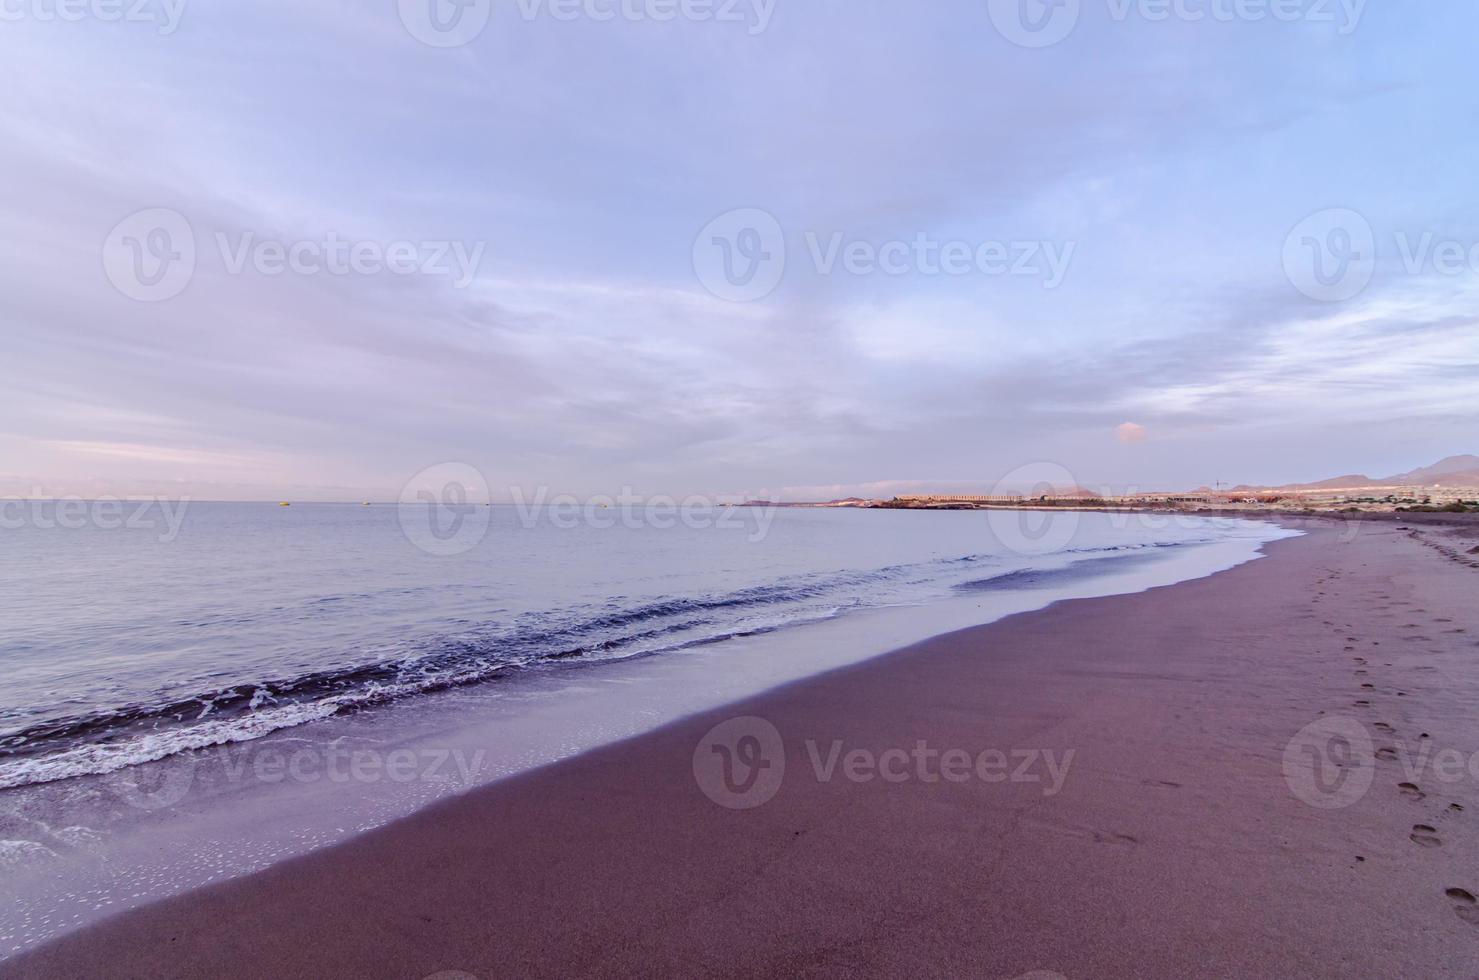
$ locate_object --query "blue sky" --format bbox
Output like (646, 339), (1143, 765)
(2, 0), (1476, 500)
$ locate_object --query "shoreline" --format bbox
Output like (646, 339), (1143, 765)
(0, 510), (1272, 797)
(9, 520), (1479, 977)
(0, 517), (1286, 958)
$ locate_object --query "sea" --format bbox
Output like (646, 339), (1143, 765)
(0, 501), (1298, 956)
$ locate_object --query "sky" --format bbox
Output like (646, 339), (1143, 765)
(2, 0), (1477, 501)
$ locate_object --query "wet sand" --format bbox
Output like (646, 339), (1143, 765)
(7, 520), (1479, 979)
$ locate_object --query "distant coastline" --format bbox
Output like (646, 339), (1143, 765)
(752, 496), (1479, 516)
(751, 453), (1479, 515)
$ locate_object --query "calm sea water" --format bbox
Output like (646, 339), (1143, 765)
(1, 503), (1261, 790)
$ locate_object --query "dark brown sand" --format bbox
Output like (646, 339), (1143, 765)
(8, 521), (1479, 979)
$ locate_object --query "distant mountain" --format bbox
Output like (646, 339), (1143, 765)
(1234, 455), (1479, 492)
(1383, 455), (1479, 484)
(1286, 474), (1375, 491)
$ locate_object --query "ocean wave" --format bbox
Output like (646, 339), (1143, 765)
(953, 548), (1173, 592)
(0, 701), (344, 791)
(0, 543), (1185, 791)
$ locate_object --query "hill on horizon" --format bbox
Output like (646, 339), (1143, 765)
(1233, 454), (1479, 492)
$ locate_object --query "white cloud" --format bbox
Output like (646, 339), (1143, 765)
(0, 3), (1476, 497)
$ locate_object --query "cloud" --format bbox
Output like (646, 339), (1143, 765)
(1116, 423), (1148, 444)
(1, 4), (1477, 497)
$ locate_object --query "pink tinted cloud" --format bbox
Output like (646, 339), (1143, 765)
(1116, 422), (1147, 444)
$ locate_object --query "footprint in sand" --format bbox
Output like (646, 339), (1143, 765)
(1411, 824), (1442, 847)
(1447, 888), (1479, 926)
(1373, 723), (1394, 734)
(1361, 683), (1375, 690)
(1354, 700), (1371, 707)
(1377, 748), (1399, 761)
(1399, 782), (1426, 801)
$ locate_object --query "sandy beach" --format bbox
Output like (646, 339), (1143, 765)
(7, 516), (1479, 979)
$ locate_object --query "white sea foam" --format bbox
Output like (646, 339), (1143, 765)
(0, 840), (58, 868)
(0, 700), (344, 791)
